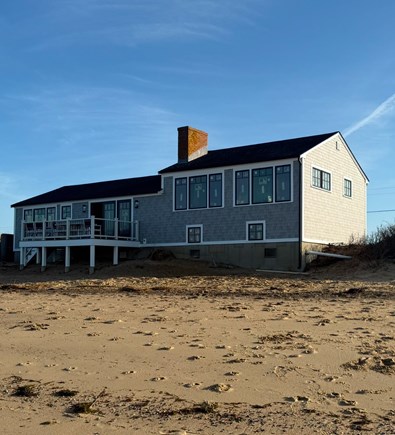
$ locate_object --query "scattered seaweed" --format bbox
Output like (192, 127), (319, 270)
(14, 384), (39, 397)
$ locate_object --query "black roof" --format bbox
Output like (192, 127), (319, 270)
(12, 175), (162, 208)
(159, 132), (338, 173)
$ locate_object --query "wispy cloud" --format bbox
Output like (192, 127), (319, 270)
(343, 93), (395, 137)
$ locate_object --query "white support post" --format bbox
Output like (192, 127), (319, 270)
(113, 246), (119, 266)
(90, 215), (95, 239)
(36, 248), (41, 265)
(20, 248), (25, 270)
(89, 245), (95, 274)
(41, 247), (47, 272)
(42, 219), (46, 240)
(66, 219), (70, 240)
(65, 246), (71, 273)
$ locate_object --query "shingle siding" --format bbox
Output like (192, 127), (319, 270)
(135, 162), (300, 245)
(302, 133), (367, 243)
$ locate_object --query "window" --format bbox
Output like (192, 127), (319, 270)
(248, 222), (264, 241)
(344, 179), (352, 197)
(34, 208), (45, 222)
(209, 173), (222, 207)
(312, 168), (331, 191)
(187, 226), (202, 243)
(189, 176), (207, 209)
(24, 209), (33, 222)
(276, 165), (291, 202)
(47, 207), (56, 221)
(236, 170), (249, 205)
(62, 205), (72, 219)
(175, 178), (187, 210)
(252, 167), (273, 204)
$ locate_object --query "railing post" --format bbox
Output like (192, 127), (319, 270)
(21, 220), (25, 242)
(91, 215), (95, 239)
(42, 219), (46, 240)
(66, 219), (70, 240)
(114, 218), (118, 240)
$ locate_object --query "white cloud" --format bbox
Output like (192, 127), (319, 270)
(343, 93), (395, 137)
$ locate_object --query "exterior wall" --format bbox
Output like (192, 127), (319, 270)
(170, 242), (300, 271)
(302, 133), (367, 244)
(14, 207), (23, 250)
(135, 161), (300, 246)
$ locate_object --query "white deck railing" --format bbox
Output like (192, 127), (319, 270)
(21, 217), (139, 242)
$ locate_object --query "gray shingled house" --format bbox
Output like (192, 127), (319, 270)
(11, 126), (368, 272)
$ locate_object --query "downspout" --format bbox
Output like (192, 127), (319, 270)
(298, 156), (304, 270)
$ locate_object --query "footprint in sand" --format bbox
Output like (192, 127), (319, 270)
(206, 383), (233, 393)
(151, 376), (167, 381)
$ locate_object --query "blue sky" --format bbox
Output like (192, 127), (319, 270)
(1, 0), (395, 235)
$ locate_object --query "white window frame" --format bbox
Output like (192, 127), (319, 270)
(246, 220), (266, 242)
(186, 224), (203, 244)
(61, 204), (72, 220)
(173, 170), (225, 212)
(311, 166), (332, 192)
(343, 178), (352, 198)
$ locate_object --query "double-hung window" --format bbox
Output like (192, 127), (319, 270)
(47, 207), (56, 221)
(175, 178), (187, 210)
(235, 170), (249, 205)
(189, 176), (207, 209)
(312, 168), (331, 191)
(34, 208), (45, 222)
(24, 209), (33, 222)
(344, 179), (352, 197)
(252, 168), (273, 204)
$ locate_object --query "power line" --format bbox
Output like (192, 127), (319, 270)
(367, 209), (395, 214)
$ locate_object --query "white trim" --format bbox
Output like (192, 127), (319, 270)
(142, 237), (299, 248)
(19, 239), (140, 248)
(186, 224), (203, 244)
(246, 220), (266, 242)
(300, 157), (305, 242)
(61, 204), (73, 219)
(302, 238), (337, 245)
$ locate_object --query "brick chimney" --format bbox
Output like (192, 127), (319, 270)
(178, 126), (208, 163)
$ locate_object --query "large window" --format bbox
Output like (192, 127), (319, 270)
(34, 208), (45, 222)
(235, 170), (249, 205)
(312, 168), (331, 191)
(344, 178), (352, 198)
(175, 177), (187, 210)
(276, 165), (291, 202)
(252, 168), (273, 204)
(61, 205), (72, 219)
(209, 174), (222, 207)
(47, 207), (56, 221)
(248, 222), (264, 241)
(24, 209), (33, 222)
(187, 226), (202, 243)
(189, 176), (207, 209)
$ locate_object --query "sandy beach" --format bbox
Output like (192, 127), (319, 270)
(0, 258), (394, 434)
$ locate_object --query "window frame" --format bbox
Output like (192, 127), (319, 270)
(209, 173), (223, 208)
(46, 206), (56, 221)
(235, 170), (250, 205)
(186, 225), (203, 244)
(174, 177), (188, 211)
(189, 175), (207, 209)
(344, 178), (352, 198)
(312, 167), (331, 192)
(252, 167), (273, 204)
(23, 209), (33, 222)
(275, 164), (291, 202)
(61, 205), (72, 220)
(33, 208), (46, 222)
(246, 221), (265, 242)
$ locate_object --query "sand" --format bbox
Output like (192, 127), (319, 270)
(0, 258), (394, 434)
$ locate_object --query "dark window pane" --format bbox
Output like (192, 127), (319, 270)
(189, 176), (207, 209)
(24, 209), (33, 222)
(47, 207), (56, 221)
(62, 206), (71, 219)
(188, 226), (201, 243)
(175, 177), (187, 210)
(312, 168), (331, 191)
(252, 168), (273, 204)
(248, 223), (264, 240)
(209, 173), (222, 207)
(34, 208), (45, 222)
(275, 165), (291, 202)
(344, 179), (352, 197)
(236, 170), (249, 205)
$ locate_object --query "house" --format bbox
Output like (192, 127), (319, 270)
(11, 126), (368, 272)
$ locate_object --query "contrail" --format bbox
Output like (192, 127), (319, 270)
(343, 93), (395, 137)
